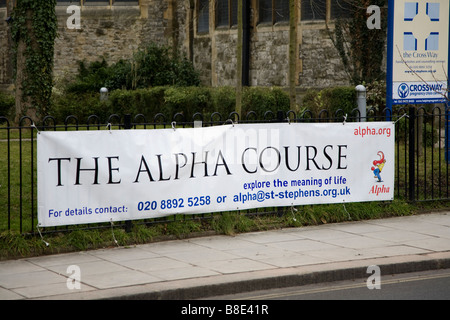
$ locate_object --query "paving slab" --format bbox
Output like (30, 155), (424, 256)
(0, 211), (449, 300)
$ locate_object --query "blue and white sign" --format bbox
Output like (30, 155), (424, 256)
(393, 81), (447, 104)
(387, 0), (449, 105)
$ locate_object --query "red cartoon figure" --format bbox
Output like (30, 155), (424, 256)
(371, 151), (386, 182)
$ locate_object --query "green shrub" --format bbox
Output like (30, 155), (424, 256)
(64, 43), (200, 94)
(131, 44), (200, 88)
(133, 86), (168, 116)
(49, 92), (110, 124)
(107, 89), (135, 115)
(105, 59), (133, 90)
(48, 86), (292, 123)
(320, 86), (357, 117)
(108, 87), (167, 118)
(301, 86), (356, 118)
(211, 86), (236, 120)
(0, 92), (15, 118)
(66, 59), (111, 94)
(301, 89), (322, 113)
(366, 80), (386, 113)
(163, 86), (213, 121)
(242, 87), (290, 119)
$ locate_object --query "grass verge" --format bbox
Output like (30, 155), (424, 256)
(1, 199), (447, 260)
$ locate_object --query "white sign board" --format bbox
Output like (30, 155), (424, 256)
(37, 122), (395, 227)
(387, 0), (449, 104)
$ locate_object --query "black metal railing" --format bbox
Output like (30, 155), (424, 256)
(1, 106), (449, 235)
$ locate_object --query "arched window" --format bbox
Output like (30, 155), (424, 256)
(198, 0), (209, 33)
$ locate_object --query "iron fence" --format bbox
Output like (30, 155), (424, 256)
(1, 106), (449, 235)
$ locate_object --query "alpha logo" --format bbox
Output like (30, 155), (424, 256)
(398, 83), (409, 98)
(403, 2), (440, 51)
(369, 151), (390, 196)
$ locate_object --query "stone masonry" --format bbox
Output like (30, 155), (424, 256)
(0, 0), (354, 92)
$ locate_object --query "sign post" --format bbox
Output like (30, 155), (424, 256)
(386, 0), (450, 161)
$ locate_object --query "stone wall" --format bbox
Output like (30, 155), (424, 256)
(192, 35), (212, 85)
(213, 30), (238, 86)
(0, 1), (354, 93)
(188, 4), (351, 90)
(250, 25), (290, 87)
(299, 22), (350, 89)
(54, 1), (170, 82)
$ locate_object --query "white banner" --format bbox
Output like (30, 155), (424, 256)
(37, 122), (395, 227)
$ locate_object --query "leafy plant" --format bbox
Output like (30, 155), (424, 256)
(242, 87), (290, 119)
(0, 92), (15, 117)
(65, 59), (112, 94)
(11, 0), (57, 119)
(366, 80), (386, 112)
(49, 86), (290, 123)
(301, 86), (357, 117)
(329, 0), (387, 85)
(164, 86), (213, 120)
(64, 43), (200, 94)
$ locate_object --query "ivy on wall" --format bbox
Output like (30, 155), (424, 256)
(330, 0), (387, 85)
(11, 0), (57, 119)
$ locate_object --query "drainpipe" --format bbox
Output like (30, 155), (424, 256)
(242, 0), (250, 86)
(188, 0), (194, 62)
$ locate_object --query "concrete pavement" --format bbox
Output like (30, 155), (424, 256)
(1, 211), (449, 300)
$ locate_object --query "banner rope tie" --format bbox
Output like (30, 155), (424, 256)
(36, 224), (49, 247)
(393, 113), (408, 124)
(31, 123), (40, 134)
(110, 219), (119, 247)
(171, 121), (177, 131)
(290, 204), (297, 222)
(342, 201), (351, 220)
(224, 119), (235, 127)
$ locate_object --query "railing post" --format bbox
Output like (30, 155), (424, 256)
(124, 114), (133, 232)
(446, 103), (449, 163)
(123, 114), (132, 130)
(276, 110), (285, 123)
(408, 107), (416, 202)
